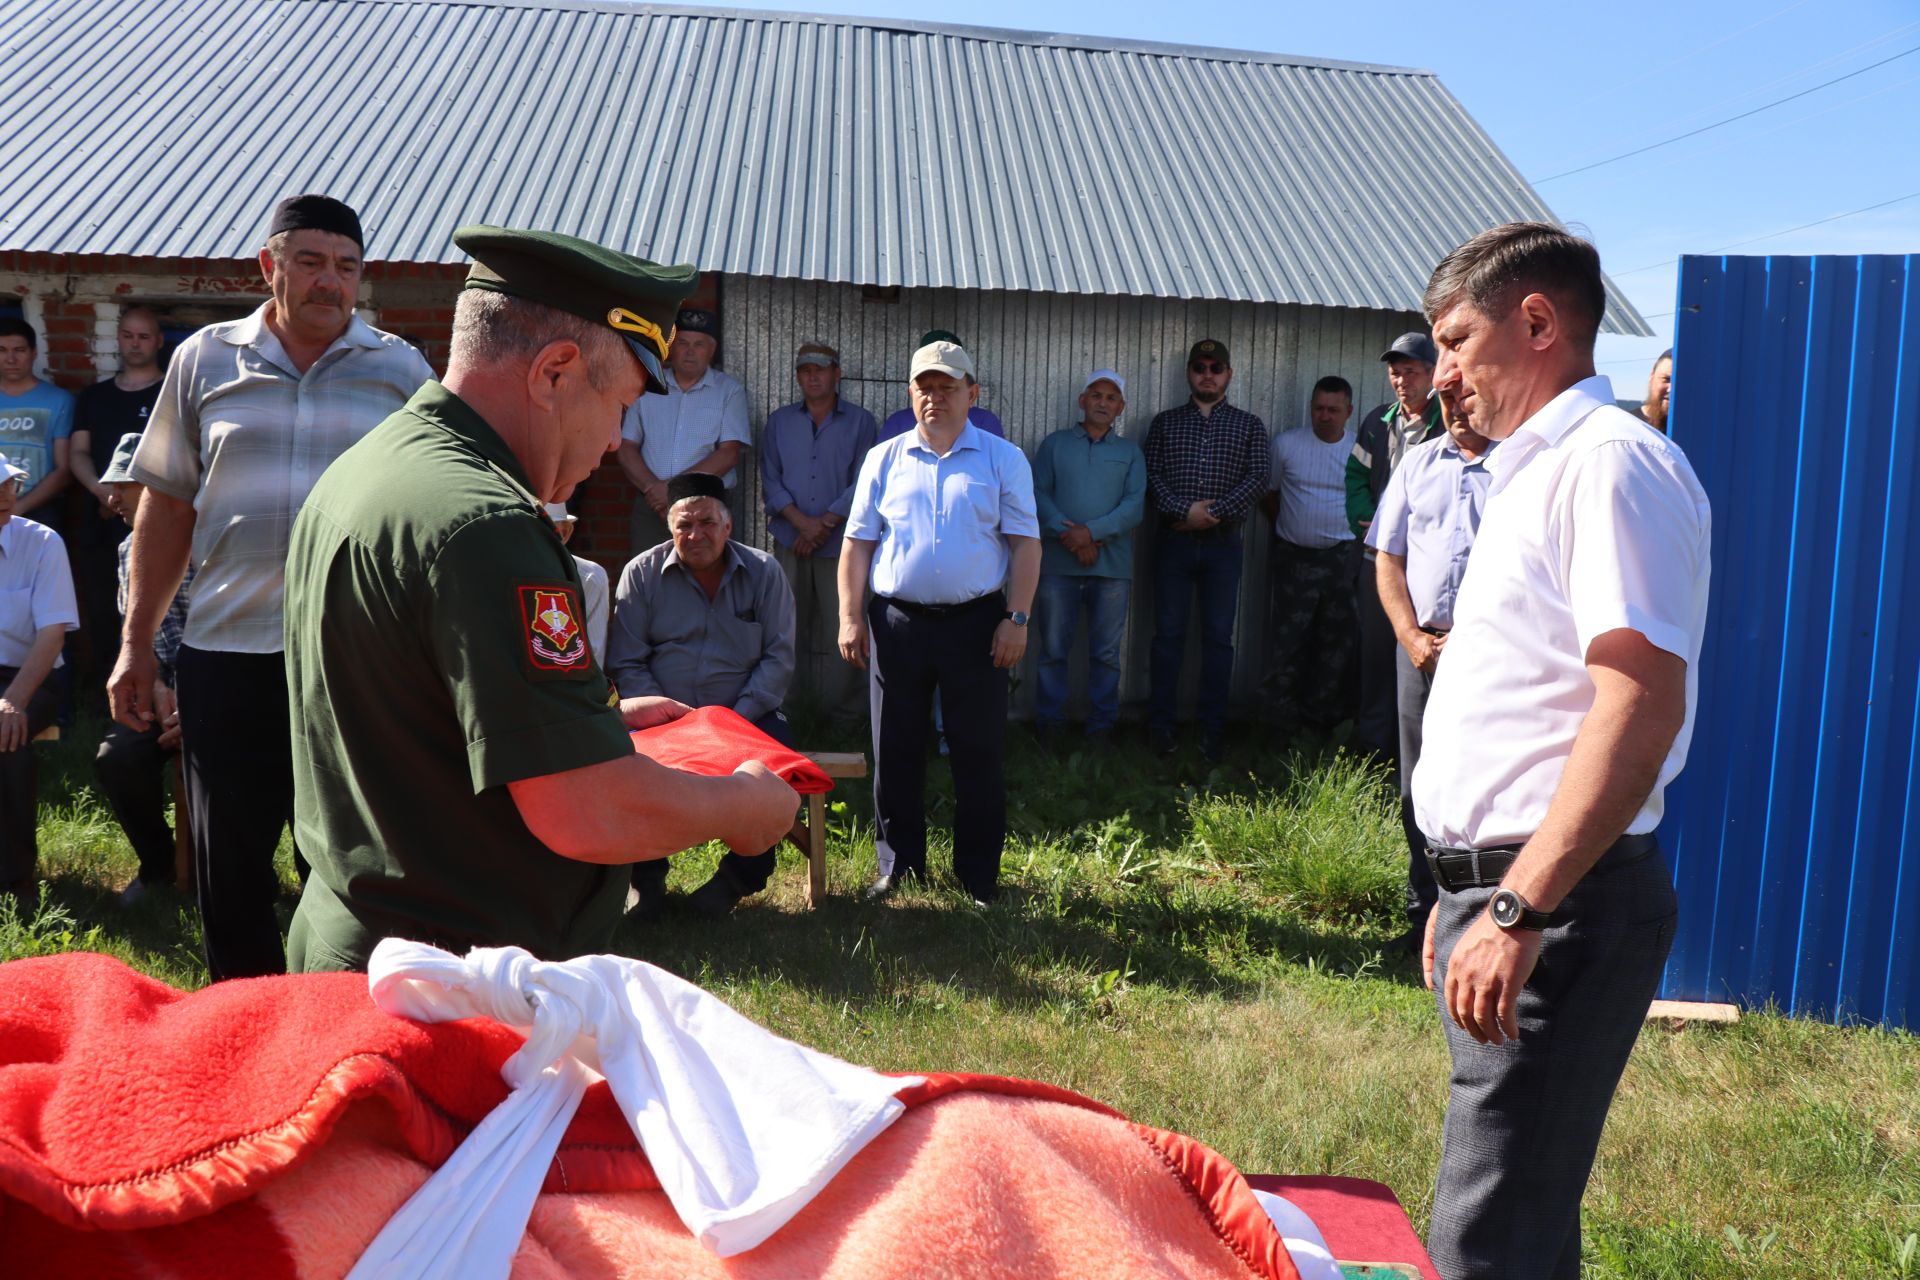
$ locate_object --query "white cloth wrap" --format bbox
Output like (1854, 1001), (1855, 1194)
(1252, 1189), (1343, 1280)
(348, 939), (919, 1278)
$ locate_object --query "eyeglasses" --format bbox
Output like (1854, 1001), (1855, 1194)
(1189, 361), (1226, 375)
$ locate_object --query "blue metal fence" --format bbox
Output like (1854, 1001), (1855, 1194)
(1659, 253), (1919, 1029)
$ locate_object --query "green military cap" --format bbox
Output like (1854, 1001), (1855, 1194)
(452, 224), (698, 395)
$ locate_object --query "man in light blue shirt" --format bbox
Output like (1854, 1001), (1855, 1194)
(1366, 385), (1493, 946)
(1030, 368), (1145, 742)
(0, 318), (75, 537)
(839, 340), (1039, 904)
(617, 308), (751, 555)
(876, 329), (1005, 443)
(760, 342), (877, 722)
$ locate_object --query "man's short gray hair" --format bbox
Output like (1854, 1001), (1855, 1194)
(1422, 222), (1607, 353)
(448, 289), (631, 391)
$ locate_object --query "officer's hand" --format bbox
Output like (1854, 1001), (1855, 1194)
(1443, 909), (1542, 1045)
(109, 644), (160, 733)
(991, 619), (1027, 669)
(727, 760), (799, 855)
(0, 698), (25, 753)
(839, 616), (869, 670)
(155, 683), (183, 751)
(618, 696), (694, 731)
(1422, 907), (1440, 990)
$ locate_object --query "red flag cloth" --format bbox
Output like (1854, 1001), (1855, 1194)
(628, 706), (834, 795)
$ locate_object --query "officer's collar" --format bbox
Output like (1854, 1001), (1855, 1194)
(407, 381), (543, 507)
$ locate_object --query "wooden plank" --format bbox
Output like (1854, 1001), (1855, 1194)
(806, 751), (867, 777)
(1646, 999), (1740, 1024)
(31, 725), (58, 742)
(806, 791), (826, 907)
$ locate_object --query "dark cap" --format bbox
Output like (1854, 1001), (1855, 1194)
(918, 329), (963, 349)
(677, 308), (719, 340)
(1188, 338), (1230, 367)
(269, 194), (364, 254)
(666, 472), (728, 507)
(1379, 332), (1438, 365)
(452, 224), (698, 395)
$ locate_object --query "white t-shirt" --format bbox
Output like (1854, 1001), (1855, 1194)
(1412, 376), (1711, 849)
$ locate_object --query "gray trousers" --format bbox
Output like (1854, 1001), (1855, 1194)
(775, 544), (864, 722)
(1397, 645), (1438, 925)
(1428, 842), (1678, 1280)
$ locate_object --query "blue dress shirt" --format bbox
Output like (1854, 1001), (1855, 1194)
(1365, 434), (1495, 630)
(759, 397), (879, 557)
(845, 423), (1039, 604)
(877, 407), (1004, 442)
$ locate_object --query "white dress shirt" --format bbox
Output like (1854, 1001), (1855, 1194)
(1413, 376), (1711, 849)
(131, 305), (432, 653)
(621, 366), (751, 488)
(0, 517), (79, 667)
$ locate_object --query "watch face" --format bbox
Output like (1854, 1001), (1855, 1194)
(1490, 891), (1521, 928)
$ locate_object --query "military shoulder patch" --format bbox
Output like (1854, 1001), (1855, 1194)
(516, 582), (592, 675)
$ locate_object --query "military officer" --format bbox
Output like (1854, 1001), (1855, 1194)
(282, 226), (798, 973)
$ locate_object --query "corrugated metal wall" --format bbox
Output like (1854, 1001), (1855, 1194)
(721, 275), (1423, 716)
(1659, 253), (1920, 1029)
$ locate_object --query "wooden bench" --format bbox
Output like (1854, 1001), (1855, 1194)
(785, 752), (867, 907)
(31, 725), (58, 743)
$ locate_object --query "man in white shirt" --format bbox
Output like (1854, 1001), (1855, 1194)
(544, 503), (608, 660)
(1259, 375), (1359, 741)
(0, 453), (80, 908)
(616, 308), (751, 556)
(111, 194), (433, 981)
(1414, 223), (1711, 1280)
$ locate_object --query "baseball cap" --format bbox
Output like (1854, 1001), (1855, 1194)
(795, 342), (839, 368)
(1084, 368), (1126, 394)
(910, 340), (976, 383)
(100, 434), (143, 485)
(1379, 332), (1438, 365)
(1188, 339), (1230, 367)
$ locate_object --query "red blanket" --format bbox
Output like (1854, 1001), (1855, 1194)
(629, 705), (835, 794)
(0, 954), (1299, 1279)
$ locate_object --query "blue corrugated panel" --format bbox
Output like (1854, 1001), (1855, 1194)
(1660, 253), (1919, 1028)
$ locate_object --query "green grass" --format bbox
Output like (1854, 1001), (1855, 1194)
(10, 714), (1919, 1278)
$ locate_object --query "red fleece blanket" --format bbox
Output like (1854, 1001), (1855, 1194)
(0, 954), (1302, 1278)
(629, 705), (835, 794)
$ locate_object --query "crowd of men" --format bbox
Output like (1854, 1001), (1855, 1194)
(0, 194), (1709, 1280)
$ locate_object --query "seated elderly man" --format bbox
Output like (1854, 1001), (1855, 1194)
(0, 450), (80, 908)
(606, 472), (798, 919)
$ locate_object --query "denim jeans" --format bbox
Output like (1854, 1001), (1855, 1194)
(1148, 531), (1243, 736)
(1034, 574), (1132, 731)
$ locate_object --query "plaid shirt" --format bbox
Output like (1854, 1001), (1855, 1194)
(118, 538), (192, 685)
(1142, 399), (1270, 522)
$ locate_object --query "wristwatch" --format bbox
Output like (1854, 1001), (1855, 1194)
(1488, 888), (1552, 932)
(1004, 610), (1030, 627)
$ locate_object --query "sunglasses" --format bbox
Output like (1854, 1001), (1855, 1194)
(1189, 361), (1226, 375)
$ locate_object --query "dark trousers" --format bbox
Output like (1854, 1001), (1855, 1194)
(0, 667), (60, 892)
(175, 645), (295, 981)
(1355, 551), (1399, 762)
(1260, 539), (1359, 734)
(1428, 840), (1678, 1280)
(631, 709), (795, 896)
(1148, 530), (1242, 737)
(869, 593), (1008, 900)
(94, 721), (178, 886)
(1396, 645), (1438, 926)
(74, 541), (123, 711)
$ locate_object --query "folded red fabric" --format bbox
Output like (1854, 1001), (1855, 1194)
(629, 706), (835, 794)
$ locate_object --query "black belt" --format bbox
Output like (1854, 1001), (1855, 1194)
(1424, 832), (1658, 893)
(875, 592), (1002, 617)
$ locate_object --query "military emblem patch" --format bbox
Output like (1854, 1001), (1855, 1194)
(517, 583), (591, 673)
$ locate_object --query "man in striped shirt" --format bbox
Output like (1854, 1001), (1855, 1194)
(1259, 375), (1360, 742)
(111, 194), (432, 981)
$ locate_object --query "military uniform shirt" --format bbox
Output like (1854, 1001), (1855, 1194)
(284, 381), (634, 972)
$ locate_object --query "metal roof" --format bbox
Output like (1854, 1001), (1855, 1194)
(1, 0), (1648, 331)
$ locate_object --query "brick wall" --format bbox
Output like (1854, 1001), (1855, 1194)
(0, 252), (696, 576)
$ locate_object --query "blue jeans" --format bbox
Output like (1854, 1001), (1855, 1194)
(1148, 531), (1243, 736)
(1034, 574), (1131, 731)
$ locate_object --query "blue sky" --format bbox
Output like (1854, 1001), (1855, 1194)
(745, 0), (1918, 398)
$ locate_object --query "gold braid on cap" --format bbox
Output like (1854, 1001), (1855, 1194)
(607, 308), (675, 362)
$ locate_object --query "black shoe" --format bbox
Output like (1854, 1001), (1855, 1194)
(688, 873), (746, 919)
(865, 873), (898, 901)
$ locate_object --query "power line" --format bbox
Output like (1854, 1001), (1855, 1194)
(1533, 43), (1920, 184)
(1612, 188), (1920, 278)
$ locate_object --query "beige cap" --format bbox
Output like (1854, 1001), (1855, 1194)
(909, 339), (975, 383)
